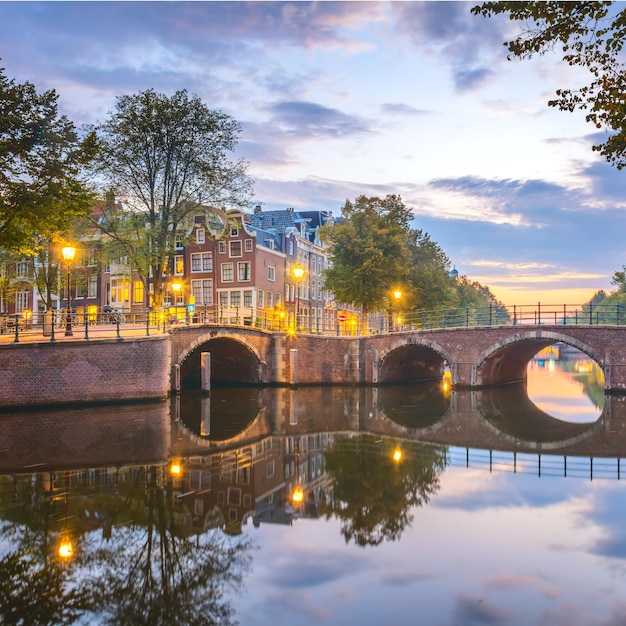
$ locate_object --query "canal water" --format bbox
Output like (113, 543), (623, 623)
(0, 351), (623, 625)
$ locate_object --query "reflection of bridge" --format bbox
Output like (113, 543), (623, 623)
(170, 323), (626, 391)
(169, 385), (626, 461)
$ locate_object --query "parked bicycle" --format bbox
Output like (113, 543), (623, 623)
(103, 305), (126, 324)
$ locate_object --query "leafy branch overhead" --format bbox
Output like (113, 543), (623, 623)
(0, 66), (96, 253)
(472, 1), (626, 168)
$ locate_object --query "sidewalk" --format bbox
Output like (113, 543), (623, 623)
(0, 323), (168, 345)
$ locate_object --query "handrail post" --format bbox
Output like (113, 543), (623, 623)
(589, 302), (593, 325)
(537, 302), (541, 326)
(50, 310), (56, 342)
(13, 314), (19, 343)
(116, 313), (121, 338)
(617, 304), (621, 326)
(489, 304), (493, 326)
(84, 310), (89, 340)
(513, 305), (517, 326)
(563, 304), (566, 325)
(466, 307), (469, 327)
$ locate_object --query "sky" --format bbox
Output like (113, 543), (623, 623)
(1, 1), (625, 306)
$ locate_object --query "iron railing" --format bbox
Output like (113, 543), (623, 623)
(1, 302), (624, 343)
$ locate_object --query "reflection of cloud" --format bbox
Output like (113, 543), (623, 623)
(379, 571), (433, 586)
(454, 593), (512, 625)
(484, 573), (542, 592)
(267, 548), (364, 589)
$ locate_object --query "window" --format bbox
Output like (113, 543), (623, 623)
(258, 290), (264, 308)
(243, 290), (253, 307)
(229, 240), (242, 257)
(174, 255), (184, 275)
(191, 279), (213, 304)
(110, 279), (129, 305)
(191, 252), (213, 272)
(133, 280), (144, 304)
(230, 291), (241, 307)
(267, 291), (273, 308)
(75, 280), (85, 298)
(230, 226), (238, 236)
(221, 263), (233, 282)
(175, 234), (183, 249)
(245, 239), (253, 252)
(268, 266), (275, 281)
(275, 292), (281, 307)
(288, 240), (294, 256)
(218, 241), (226, 254)
(16, 290), (29, 313)
(88, 275), (98, 298)
(238, 262), (251, 281)
(266, 461), (275, 477)
(196, 229), (205, 244)
(219, 292), (228, 307)
(15, 261), (29, 278)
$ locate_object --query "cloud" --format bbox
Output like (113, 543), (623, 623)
(265, 101), (371, 139)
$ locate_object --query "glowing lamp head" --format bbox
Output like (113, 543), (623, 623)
(393, 290), (402, 300)
(171, 282), (182, 293)
(393, 447), (402, 463)
(170, 462), (182, 476)
(62, 246), (76, 262)
(292, 265), (304, 280)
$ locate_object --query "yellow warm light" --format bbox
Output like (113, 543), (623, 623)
(171, 282), (182, 292)
(22, 309), (32, 320)
(292, 265), (304, 280)
(292, 486), (304, 503)
(61, 245), (76, 262)
(170, 462), (182, 476)
(393, 447), (402, 462)
(393, 290), (402, 300)
(58, 538), (73, 559)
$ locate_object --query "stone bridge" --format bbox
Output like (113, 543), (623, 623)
(169, 323), (626, 392)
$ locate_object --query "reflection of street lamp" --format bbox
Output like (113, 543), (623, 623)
(62, 245), (76, 336)
(292, 264), (304, 329)
(58, 537), (74, 559)
(292, 485), (304, 503)
(393, 447), (402, 463)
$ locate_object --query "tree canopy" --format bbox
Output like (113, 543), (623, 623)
(0, 66), (96, 254)
(320, 195), (415, 316)
(93, 88), (253, 307)
(472, 1), (626, 168)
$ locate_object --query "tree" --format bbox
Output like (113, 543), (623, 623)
(93, 89), (253, 308)
(319, 195), (413, 317)
(472, 2), (626, 168)
(611, 266), (626, 291)
(0, 66), (96, 254)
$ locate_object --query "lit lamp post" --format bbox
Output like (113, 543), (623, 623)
(62, 245), (76, 336)
(171, 281), (181, 322)
(292, 264), (304, 330)
(391, 289), (402, 333)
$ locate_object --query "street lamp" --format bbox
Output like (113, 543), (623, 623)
(61, 245), (76, 336)
(390, 288), (402, 333)
(292, 264), (304, 329)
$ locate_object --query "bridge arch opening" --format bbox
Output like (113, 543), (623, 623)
(379, 344), (447, 384)
(477, 335), (605, 390)
(179, 337), (262, 388)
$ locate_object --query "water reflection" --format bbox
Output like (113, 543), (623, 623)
(1, 358), (625, 624)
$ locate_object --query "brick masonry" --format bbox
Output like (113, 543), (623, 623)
(0, 336), (171, 408)
(3, 324), (626, 408)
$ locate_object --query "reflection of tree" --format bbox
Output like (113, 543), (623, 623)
(0, 546), (95, 625)
(0, 466), (252, 626)
(319, 435), (447, 547)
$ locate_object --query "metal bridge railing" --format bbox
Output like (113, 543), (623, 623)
(2, 302), (623, 343)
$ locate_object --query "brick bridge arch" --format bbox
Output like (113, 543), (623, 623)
(167, 324), (626, 391)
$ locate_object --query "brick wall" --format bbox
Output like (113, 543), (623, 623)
(0, 336), (171, 408)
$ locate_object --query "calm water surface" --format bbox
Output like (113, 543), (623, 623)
(1, 353), (624, 626)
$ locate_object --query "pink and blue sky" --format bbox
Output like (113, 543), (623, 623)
(2, 1), (625, 306)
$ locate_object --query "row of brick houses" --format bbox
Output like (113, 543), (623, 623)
(0, 205), (349, 331)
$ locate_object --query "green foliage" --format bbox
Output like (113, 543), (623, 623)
(93, 89), (253, 307)
(320, 195), (412, 315)
(0, 66), (96, 254)
(472, 1), (626, 168)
